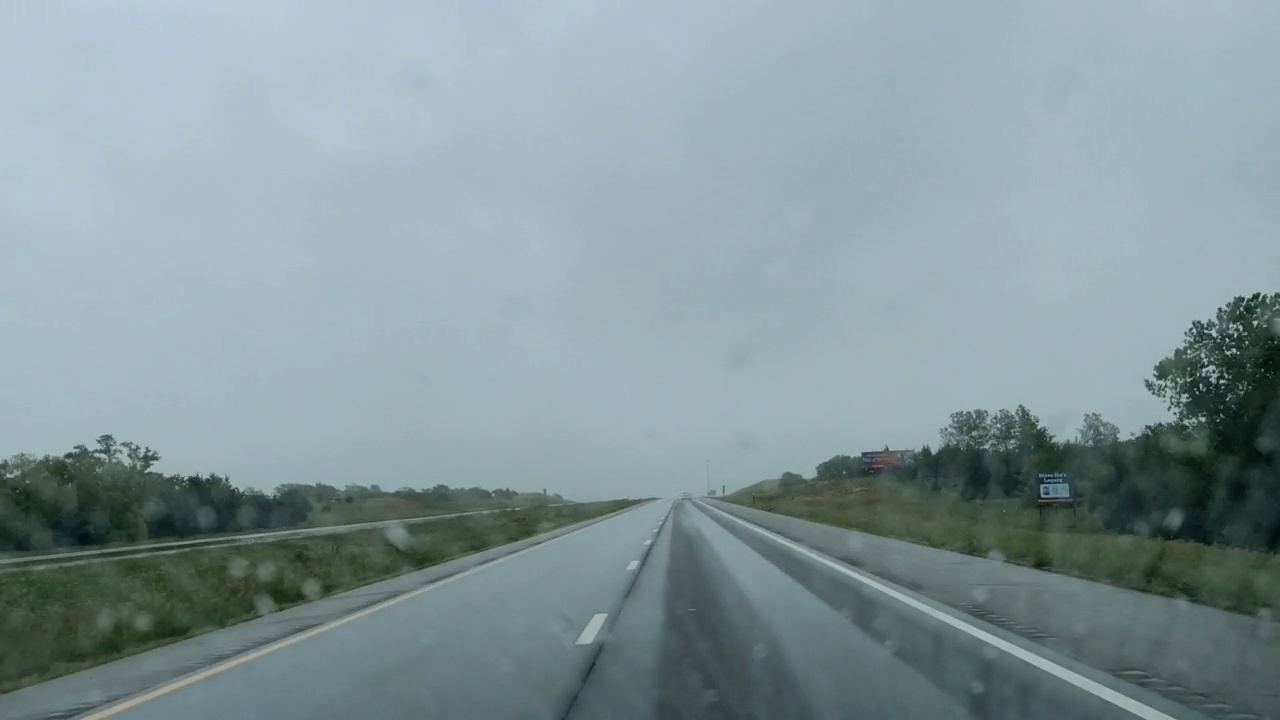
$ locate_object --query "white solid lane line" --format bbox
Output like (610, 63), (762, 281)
(700, 502), (1178, 720)
(576, 613), (609, 645)
(626, 560), (639, 571)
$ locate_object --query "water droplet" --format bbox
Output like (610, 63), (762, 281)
(254, 593), (278, 616)
(196, 505), (217, 531)
(132, 611), (154, 632)
(981, 645), (1000, 661)
(986, 549), (1006, 563)
(1256, 429), (1279, 454)
(752, 643), (768, 660)
(95, 608), (116, 633)
(301, 578), (323, 600)
(227, 556), (250, 579)
(972, 587), (990, 603)
(970, 680), (985, 695)
(255, 561), (277, 583)
(1162, 508), (1185, 532)
(383, 524), (413, 551)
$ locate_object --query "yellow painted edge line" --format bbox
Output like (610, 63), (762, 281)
(81, 505), (638, 719)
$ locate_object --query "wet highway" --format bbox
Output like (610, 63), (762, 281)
(6, 500), (1209, 720)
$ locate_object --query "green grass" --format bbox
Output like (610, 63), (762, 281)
(731, 478), (780, 497)
(305, 492), (565, 526)
(727, 480), (1279, 617)
(0, 499), (637, 692)
(305, 496), (505, 526)
(0, 496), (564, 561)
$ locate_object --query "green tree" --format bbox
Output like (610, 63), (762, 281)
(960, 447), (991, 500)
(1144, 292), (1280, 548)
(912, 445), (942, 491)
(1013, 405), (1054, 455)
(1145, 292), (1280, 452)
(120, 441), (160, 472)
(988, 409), (1027, 496)
(95, 434), (119, 461)
(939, 409), (991, 450)
(1076, 412), (1120, 447)
(777, 471), (806, 490)
(988, 410), (1018, 452)
(814, 455), (859, 480)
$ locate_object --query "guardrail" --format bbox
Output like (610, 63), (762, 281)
(0, 503), (575, 571)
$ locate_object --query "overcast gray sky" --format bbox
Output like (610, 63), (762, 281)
(2, 1), (1277, 499)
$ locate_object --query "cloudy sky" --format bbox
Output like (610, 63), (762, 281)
(2, 1), (1277, 499)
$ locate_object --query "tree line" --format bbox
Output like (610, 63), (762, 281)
(772, 292), (1280, 552)
(0, 435), (537, 552)
(272, 481), (533, 514)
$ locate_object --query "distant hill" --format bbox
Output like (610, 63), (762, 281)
(727, 478), (778, 498)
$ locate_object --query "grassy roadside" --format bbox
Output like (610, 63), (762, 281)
(0, 497), (561, 562)
(303, 494), (560, 527)
(726, 481), (1279, 617)
(0, 499), (640, 693)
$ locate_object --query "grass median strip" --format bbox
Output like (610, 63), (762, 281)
(728, 481), (1279, 617)
(0, 499), (640, 693)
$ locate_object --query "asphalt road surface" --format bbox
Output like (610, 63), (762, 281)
(10, 499), (1214, 720)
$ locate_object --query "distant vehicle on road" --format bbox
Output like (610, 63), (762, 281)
(679, 492), (693, 499)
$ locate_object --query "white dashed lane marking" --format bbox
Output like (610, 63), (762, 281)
(576, 614), (608, 645)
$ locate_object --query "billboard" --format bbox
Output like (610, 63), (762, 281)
(1037, 472), (1073, 504)
(860, 449), (915, 472)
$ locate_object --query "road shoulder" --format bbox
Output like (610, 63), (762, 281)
(707, 499), (1279, 720)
